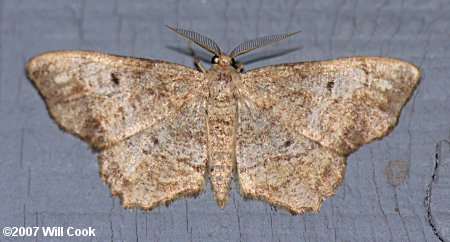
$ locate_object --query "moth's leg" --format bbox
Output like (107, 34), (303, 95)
(189, 43), (207, 73)
(234, 61), (244, 72)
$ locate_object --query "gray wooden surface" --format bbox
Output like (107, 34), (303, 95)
(0, 0), (449, 241)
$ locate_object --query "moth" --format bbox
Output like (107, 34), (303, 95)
(26, 26), (420, 214)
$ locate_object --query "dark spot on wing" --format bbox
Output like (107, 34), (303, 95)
(326, 81), (334, 91)
(284, 140), (293, 147)
(142, 149), (150, 155)
(153, 138), (159, 145)
(111, 73), (120, 85)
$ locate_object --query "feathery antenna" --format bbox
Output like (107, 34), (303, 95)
(166, 25), (221, 56)
(229, 31), (300, 58)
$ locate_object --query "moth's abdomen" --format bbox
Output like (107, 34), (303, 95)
(206, 98), (237, 208)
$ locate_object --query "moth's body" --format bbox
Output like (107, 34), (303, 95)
(204, 59), (240, 206)
(26, 27), (420, 214)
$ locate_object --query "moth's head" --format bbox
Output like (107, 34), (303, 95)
(167, 25), (299, 72)
(211, 54), (231, 65)
(211, 54), (243, 71)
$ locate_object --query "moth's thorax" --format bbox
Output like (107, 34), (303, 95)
(206, 65), (240, 107)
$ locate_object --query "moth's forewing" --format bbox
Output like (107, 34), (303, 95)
(240, 57), (420, 155)
(26, 50), (204, 148)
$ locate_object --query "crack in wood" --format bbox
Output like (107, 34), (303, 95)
(425, 140), (448, 242)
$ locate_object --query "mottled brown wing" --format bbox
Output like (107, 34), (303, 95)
(236, 99), (345, 214)
(27, 50), (204, 148)
(241, 57), (420, 155)
(100, 99), (207, 209)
